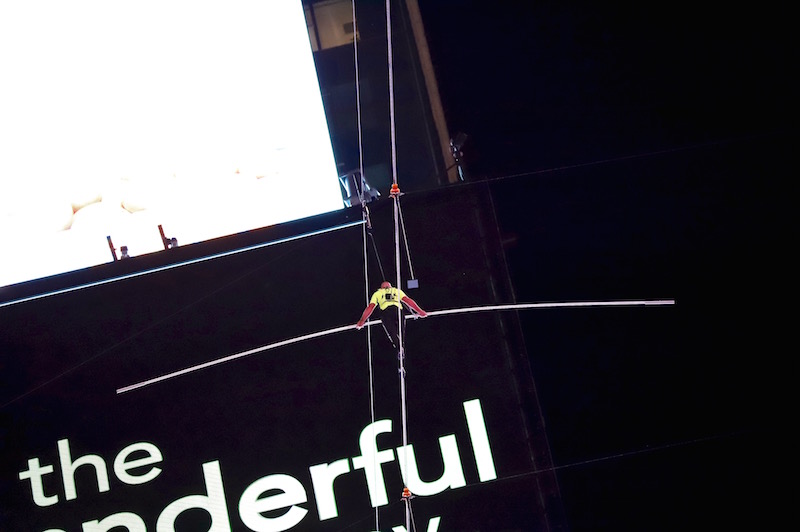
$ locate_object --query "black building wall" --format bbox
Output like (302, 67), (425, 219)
(311, 0), (449, 193)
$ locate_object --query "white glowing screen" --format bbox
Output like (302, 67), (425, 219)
(0, 1), (343, 288)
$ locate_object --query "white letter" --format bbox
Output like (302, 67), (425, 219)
(82, 512), (146, 532)
(351, 419), (395, 507)
(238, 474), (308, 532)
(156, 461), (231, 532)
(113, 442), (162, 485)
(397, 435), (466, 496)
(58, 438), (110, 501)
(309, 458), (350, 521)
(464, 399), (497, 481)
(18, 457), (59, 506)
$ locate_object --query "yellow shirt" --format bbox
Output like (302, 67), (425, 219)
(370, 287), (407, 310)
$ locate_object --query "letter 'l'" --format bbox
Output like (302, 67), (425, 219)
(463, 399), (497, 481)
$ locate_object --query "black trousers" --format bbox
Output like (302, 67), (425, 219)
(379, 306), (406, 351)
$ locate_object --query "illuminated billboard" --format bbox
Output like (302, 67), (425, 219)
(0, 188), (562, 530)
(0, 1), (343, 289)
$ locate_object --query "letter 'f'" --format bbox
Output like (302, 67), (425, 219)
(351, 419), (395, 507)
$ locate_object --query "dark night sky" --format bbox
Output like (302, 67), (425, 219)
(414, 2), (790, 530)
(417, 1), (791, 179)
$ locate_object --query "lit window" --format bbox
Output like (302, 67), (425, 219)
(305, 0), (358, 51)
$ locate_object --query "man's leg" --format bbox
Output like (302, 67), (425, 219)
(380, 311), (401, 351)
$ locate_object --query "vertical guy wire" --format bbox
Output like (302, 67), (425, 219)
(351, 1), (380, 529)
(386, 0), (411, 529)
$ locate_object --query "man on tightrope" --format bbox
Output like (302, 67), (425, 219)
(356, 281), (427, 356)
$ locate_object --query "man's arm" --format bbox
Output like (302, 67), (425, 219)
(401, 296), (427, 317)
(356, 303), (377, 329)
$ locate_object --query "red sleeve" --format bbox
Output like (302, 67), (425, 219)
(401, 296), (426, 316)
(357, 303), (377, 326)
